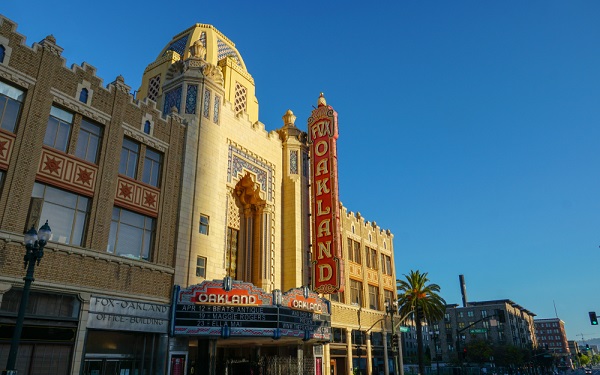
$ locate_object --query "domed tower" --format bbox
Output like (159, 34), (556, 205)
(136, 24), (293, 292)
(137, 23), (258, 124)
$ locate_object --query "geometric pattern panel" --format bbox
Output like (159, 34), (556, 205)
(164, 35), (189, 57)
(213, 95), (220, 124)
(185, 84), (198, 114)
(163, 86), (182, 115)
(348, 263), (362, 279)
(382, 275), (394, 290)
(216, 39), (242, 66)
(148, 74), (161, 102)
(226, 194), (240, 230)
(36, 147), (97, 197)
(290, 150), (298, 175)
(0, 130), (15, 170)
(203, 88), (211, 118)
(227, 145), (273, 202)
(114, 175), (160, 218)
(233, 82), (247, 115)
(367, 269), (378, 285)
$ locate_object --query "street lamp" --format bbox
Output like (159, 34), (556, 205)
(432, 331), (440, 375)
(3, 221), (51, 375)
(385, 300), (402, 375)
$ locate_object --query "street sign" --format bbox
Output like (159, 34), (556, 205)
(400, 326), (410, 333)
(469, 328), (488, 334)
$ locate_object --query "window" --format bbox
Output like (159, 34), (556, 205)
(44, 106), (73, 152)
(458, 311), (464, 318)
(143, 120), (151, 134)
(196, 256), (206, 278)
(350, 279), (363, 307)
(0, 170), (4, 193)
(32, 183), (90, 246)
(368, 247), (378, 270)
(467, 311), (474, 317)
(108, 207), (155, 261)
(332, 328), (347, 343)
(0, 45), (4, 63)
(142, 148), (162, 187)
(385, 255), (392, 275)
(330, 291), (344, 303)
(0, 80), (24, 133)
(79, 88), (88, 104)
(368, 285), (379, 310)
(347, 238), (361, 263)
(119, 138), (139, 178)
(353, 241), (361, 264)
(75, 118), (102, 164)
(199, 214), (209, 235)
(365, 247), (371, 268)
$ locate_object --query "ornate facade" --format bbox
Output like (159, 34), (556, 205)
(0, 16), (398, 375)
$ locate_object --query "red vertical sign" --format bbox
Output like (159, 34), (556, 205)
(309, 94), (343, 294)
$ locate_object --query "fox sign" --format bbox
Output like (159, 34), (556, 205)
(308, 94), (344, 294)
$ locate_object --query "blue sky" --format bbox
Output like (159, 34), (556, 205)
(3, 1), (600, 340)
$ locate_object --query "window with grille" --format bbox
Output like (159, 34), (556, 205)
(233, 82), (247, 114)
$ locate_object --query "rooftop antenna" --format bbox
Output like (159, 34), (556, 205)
(553, 300), (559, 318)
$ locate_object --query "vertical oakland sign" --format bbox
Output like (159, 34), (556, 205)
(308, 93), (344, 294)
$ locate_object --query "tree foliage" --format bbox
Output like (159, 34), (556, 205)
(397, 270), (446, 375)
(464, 339), (493, 364)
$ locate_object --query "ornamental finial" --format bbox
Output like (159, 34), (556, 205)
(317, 92), (327, 107)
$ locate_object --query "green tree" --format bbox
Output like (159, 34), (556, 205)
(464, 339), (493, 364)
(397, 270), (446, 375)
(493, 344), (526, 368)
(580, 354), (591, 367)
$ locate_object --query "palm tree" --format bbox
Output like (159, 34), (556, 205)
(397, 270), (446, 375)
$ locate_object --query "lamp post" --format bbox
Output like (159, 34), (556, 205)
(432, 331), (440, 375)
(385, 300), (401, 375)
(3, 221), (51, 375)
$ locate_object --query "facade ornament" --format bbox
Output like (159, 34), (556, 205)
(189, 39), (206, 60)
(203, 64), (224, 86)
(39, 34), (63, 56)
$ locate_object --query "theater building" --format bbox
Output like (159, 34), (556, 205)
(0, 16), (399, 375)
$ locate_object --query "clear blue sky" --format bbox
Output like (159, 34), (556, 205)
(3, 1), (600, 341)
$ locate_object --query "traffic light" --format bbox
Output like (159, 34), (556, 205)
(495, 309), (506, 323)
(392, 334), (399, 350)
(589, 311), (598, 326)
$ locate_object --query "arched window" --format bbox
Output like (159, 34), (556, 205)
(79, 88), (88, 103)
(143, 120), (152, 134)
(0, 45), (5, 63)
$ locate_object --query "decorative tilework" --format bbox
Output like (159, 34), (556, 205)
(227, 145), (273, 201)
(36, 147), (98, 197)
(164, 35), (189, 57)
(114, 175), (160, 218)
(185, 84), (198, 114)
(203, 88), (211, 119)
(213, 95), (220, 124)
(217, 39), (242, 65)
(163, 86), (182, 114)
(290, 150), (298, 174)
(0, 131), (15, 169)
